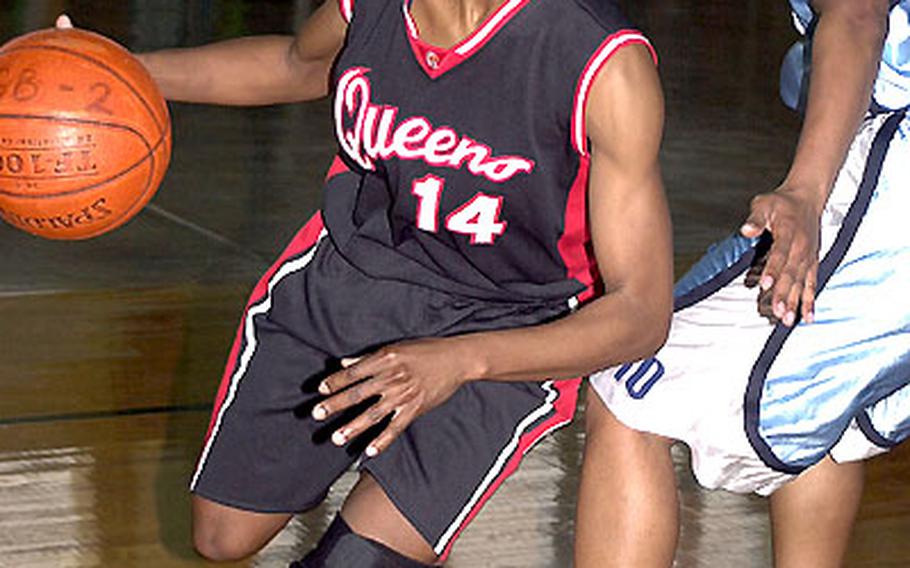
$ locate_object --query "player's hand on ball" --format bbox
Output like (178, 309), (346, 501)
(55, 15), (73, 29)
(741, 186), (822, 326)
(311, 337), (474, 457)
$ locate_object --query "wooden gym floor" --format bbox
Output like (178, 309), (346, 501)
(1, 1), (908, 566)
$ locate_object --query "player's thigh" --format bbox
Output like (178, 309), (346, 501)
(191, 226), (364, 515)
(361, 377), (580, 561)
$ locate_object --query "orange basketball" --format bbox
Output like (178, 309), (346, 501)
(0, 27), (171, 240)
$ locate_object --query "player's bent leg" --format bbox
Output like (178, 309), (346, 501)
(192, 494), (292, 561)
(292, 514), (435, 567)
(575, 387), (678, 568)
(769, 456), (864, 568)
(338, 472), (438, 566)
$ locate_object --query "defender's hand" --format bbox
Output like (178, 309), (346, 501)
(741, 188), (822, 326)
(311, 337), (474, 457)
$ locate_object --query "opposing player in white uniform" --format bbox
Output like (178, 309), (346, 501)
(577, 0), (909, 566)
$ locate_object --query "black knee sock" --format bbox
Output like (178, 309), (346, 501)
(290, 515), (435, 568)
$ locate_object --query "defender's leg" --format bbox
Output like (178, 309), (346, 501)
(575, 388), (679, 568)
(770, 456), (864, 568)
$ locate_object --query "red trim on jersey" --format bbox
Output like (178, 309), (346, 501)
(401, 0), (531, 79)
(436, 377), (581, 561)
(558, 156), (599, 303)
(571, 30), (657, 156)
(199, 213), (326, 448)
(337, 0), (354, 23)
(325, 154), (351, 181)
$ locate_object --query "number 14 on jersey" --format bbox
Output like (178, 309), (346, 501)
(411, 174), (507, 245)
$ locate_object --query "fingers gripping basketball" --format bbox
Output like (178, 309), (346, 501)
(0, 27), (171, 240)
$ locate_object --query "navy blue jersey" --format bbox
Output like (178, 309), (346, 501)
(323, 0), (654, 303)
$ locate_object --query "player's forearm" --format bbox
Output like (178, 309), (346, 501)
(456, 181), (673, 384)
(782, 0), (888, 210)
(453, 43), (673, 386)
(138, 36), (332, 105)
(454, 287), (672, 384)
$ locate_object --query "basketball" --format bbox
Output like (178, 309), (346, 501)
(0, 27), (171, 240)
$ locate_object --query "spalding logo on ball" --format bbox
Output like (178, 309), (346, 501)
(0, 27), (171, 240)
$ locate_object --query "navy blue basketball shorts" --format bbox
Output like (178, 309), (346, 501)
(189, 212), (580, 560)
(592, 110), (910, 495)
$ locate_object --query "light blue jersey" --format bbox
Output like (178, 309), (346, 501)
(593, 1), (909, 497)
(782, 0), (910, 111)
(592, 111), (910, 494)
(595, 2), (910, 492)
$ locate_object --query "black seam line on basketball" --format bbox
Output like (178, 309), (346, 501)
(0, 172), (100, 181)
(2, 43), (167, 136)
(0, 113), (157, 195)
(0, 144), (96, 151)
(0, 112), (165, 199)
(743, 110), (905, 475)
(70, 145), (158, 239)
(0, 403), (213, 427)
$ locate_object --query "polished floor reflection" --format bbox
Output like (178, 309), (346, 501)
(1, 1), (908, 567)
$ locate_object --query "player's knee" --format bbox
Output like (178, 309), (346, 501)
(192, 529), (240, 562)
(191, 495), (289, 561)
(292, 515), (436, 567)
(192, 519), (258, 562)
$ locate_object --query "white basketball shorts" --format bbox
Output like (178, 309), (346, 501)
(591, 110), (910, 495)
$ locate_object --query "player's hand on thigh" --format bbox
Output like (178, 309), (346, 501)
(741, 186), (822, 326)
(311, 337), (473, 457)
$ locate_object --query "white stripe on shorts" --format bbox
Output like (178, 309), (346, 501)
(190, 230), (327, 490)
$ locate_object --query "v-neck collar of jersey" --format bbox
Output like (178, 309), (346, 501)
(402, 0), (531, 79)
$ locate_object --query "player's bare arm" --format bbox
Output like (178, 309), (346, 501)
(741, 0), (888, 326)
(311, 44), (674, 457)
(63, 2), (347, 106)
